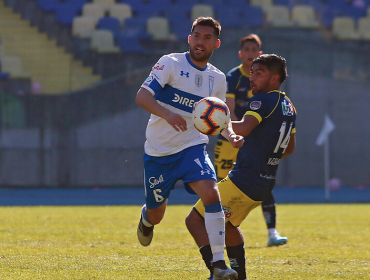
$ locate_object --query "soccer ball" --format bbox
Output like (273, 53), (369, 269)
(192, 97), (230, 136)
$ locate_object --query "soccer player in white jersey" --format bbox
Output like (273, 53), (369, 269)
(135, 17), (243, 280)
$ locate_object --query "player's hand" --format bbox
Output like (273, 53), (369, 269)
(229, 134), (244, 148)
(165, 112), (187, 132)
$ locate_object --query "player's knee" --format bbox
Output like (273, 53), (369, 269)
(185, 209), (202, 230)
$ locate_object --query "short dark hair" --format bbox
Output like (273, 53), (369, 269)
(191, 17), (221, 38)
(240, 34), (262, 50)
(252, 54), (288, 84)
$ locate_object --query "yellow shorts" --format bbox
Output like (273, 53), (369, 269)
(194, 176), (262, 227)
(214, 139), (239, 180)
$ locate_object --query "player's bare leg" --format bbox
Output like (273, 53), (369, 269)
(137, 199), (167, 246)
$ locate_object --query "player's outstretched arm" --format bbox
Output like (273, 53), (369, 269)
(281, 133), (296, 159)
(136, 88), (187, 132)
(232, 115), (260, 137)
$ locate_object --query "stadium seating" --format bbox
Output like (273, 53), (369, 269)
(146, 17), (176, 41)
(243, 6), (264, 27)
(118, 30), (145, 53)
(216, 5), (244, 28)
(291, 5), (320, 28)
(358, 17), (370, 39)
(55, 2), (85, 26)
(0, 56), (30, 78)
(108, 3), (132, 25)
(332, 17), (360, 40)
(72, 17), (97, 38)
(82, 3), (106, 23)
(191, 4), (214, 21)
(90, 30), (120, 53)
(249, 0), (273, 11)
(264, 5), (294, 28)
(97, 17), (121, 39)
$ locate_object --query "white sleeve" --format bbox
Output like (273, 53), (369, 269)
(213, 74), (227, 102)
(141, 55), (174, 95)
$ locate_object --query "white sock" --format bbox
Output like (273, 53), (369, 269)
(141, 204), (153, 227)
(204, 211), (225, 262)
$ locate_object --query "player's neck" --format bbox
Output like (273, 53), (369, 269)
(189, 56), (208, 69)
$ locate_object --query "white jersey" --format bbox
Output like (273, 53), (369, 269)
(141, 52), (227, 157)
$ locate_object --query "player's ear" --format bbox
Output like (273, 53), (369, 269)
(216, 39), (221, 48)
(238, 50), (242, 58)
(188, 35), (191, 44)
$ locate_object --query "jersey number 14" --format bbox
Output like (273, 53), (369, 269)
(274, 121), (293, 154)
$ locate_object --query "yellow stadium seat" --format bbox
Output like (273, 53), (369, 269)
(0, 56), (30, 78)
(264, 5), (294, 28)
(358, 17), (370, 40)
(250, 0), (273, 10)
(72, 16), (97, 38)
(291, 5), (319, 28)
(82, 3), (106, 22)
(92, 0), (115, 9)
(332, 17), (360, 40)
(90, 30), (120, 53)
(191, 4), (214, 21)
(109, 4), (132, 25)
(147, 17), (176, 41)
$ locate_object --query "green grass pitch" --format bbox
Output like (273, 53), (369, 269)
(0, 204), (369, 279)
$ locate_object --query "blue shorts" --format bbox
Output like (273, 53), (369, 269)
(143, 144), (217, 209)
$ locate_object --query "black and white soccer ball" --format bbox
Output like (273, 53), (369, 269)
(192, 97), (230, 136)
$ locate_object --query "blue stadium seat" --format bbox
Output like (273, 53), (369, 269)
(273, 0), (290, 6)
(165, 3), (192, 21)
(55, 2), (84, 26)
(0, 72), (10, 80)
(124, 17), (151, 39)
(216, 5), (243, 28)
(242, 6), (264, 27)
(97, 17), (121, 39)
(168, 18), (192, 39)
(343, 6), (367, 20)
(319, 7), (341, 27)
(118, 30), (145, 53)
(37, 0), (59, 13)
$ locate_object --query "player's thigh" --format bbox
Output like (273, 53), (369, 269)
(194, 176), (262, 226)
(214, 139), (239, 180)
(143, 154), (179, 210)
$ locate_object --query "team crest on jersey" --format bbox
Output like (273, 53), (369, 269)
(195, 74), (202, 87)
(281, 100), (294, 116)
(250, 100), (261, 110)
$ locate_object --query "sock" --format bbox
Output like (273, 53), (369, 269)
(200, 245), (213, 274)
(226, 243), (246, 280)
(262, 194), (276, 229)
(141, 204), (153, 227)
(204, 201), (225, 262)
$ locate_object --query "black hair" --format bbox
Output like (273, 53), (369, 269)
(191, 17), (221, 38)
(252, 54), (288, 84)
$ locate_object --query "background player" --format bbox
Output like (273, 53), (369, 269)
(214, 34), (288, 247)
(187, 54), (296, 280)
(135, 17), (243, 280)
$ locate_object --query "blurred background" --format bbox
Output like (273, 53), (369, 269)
(0, 0), (369, 191)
